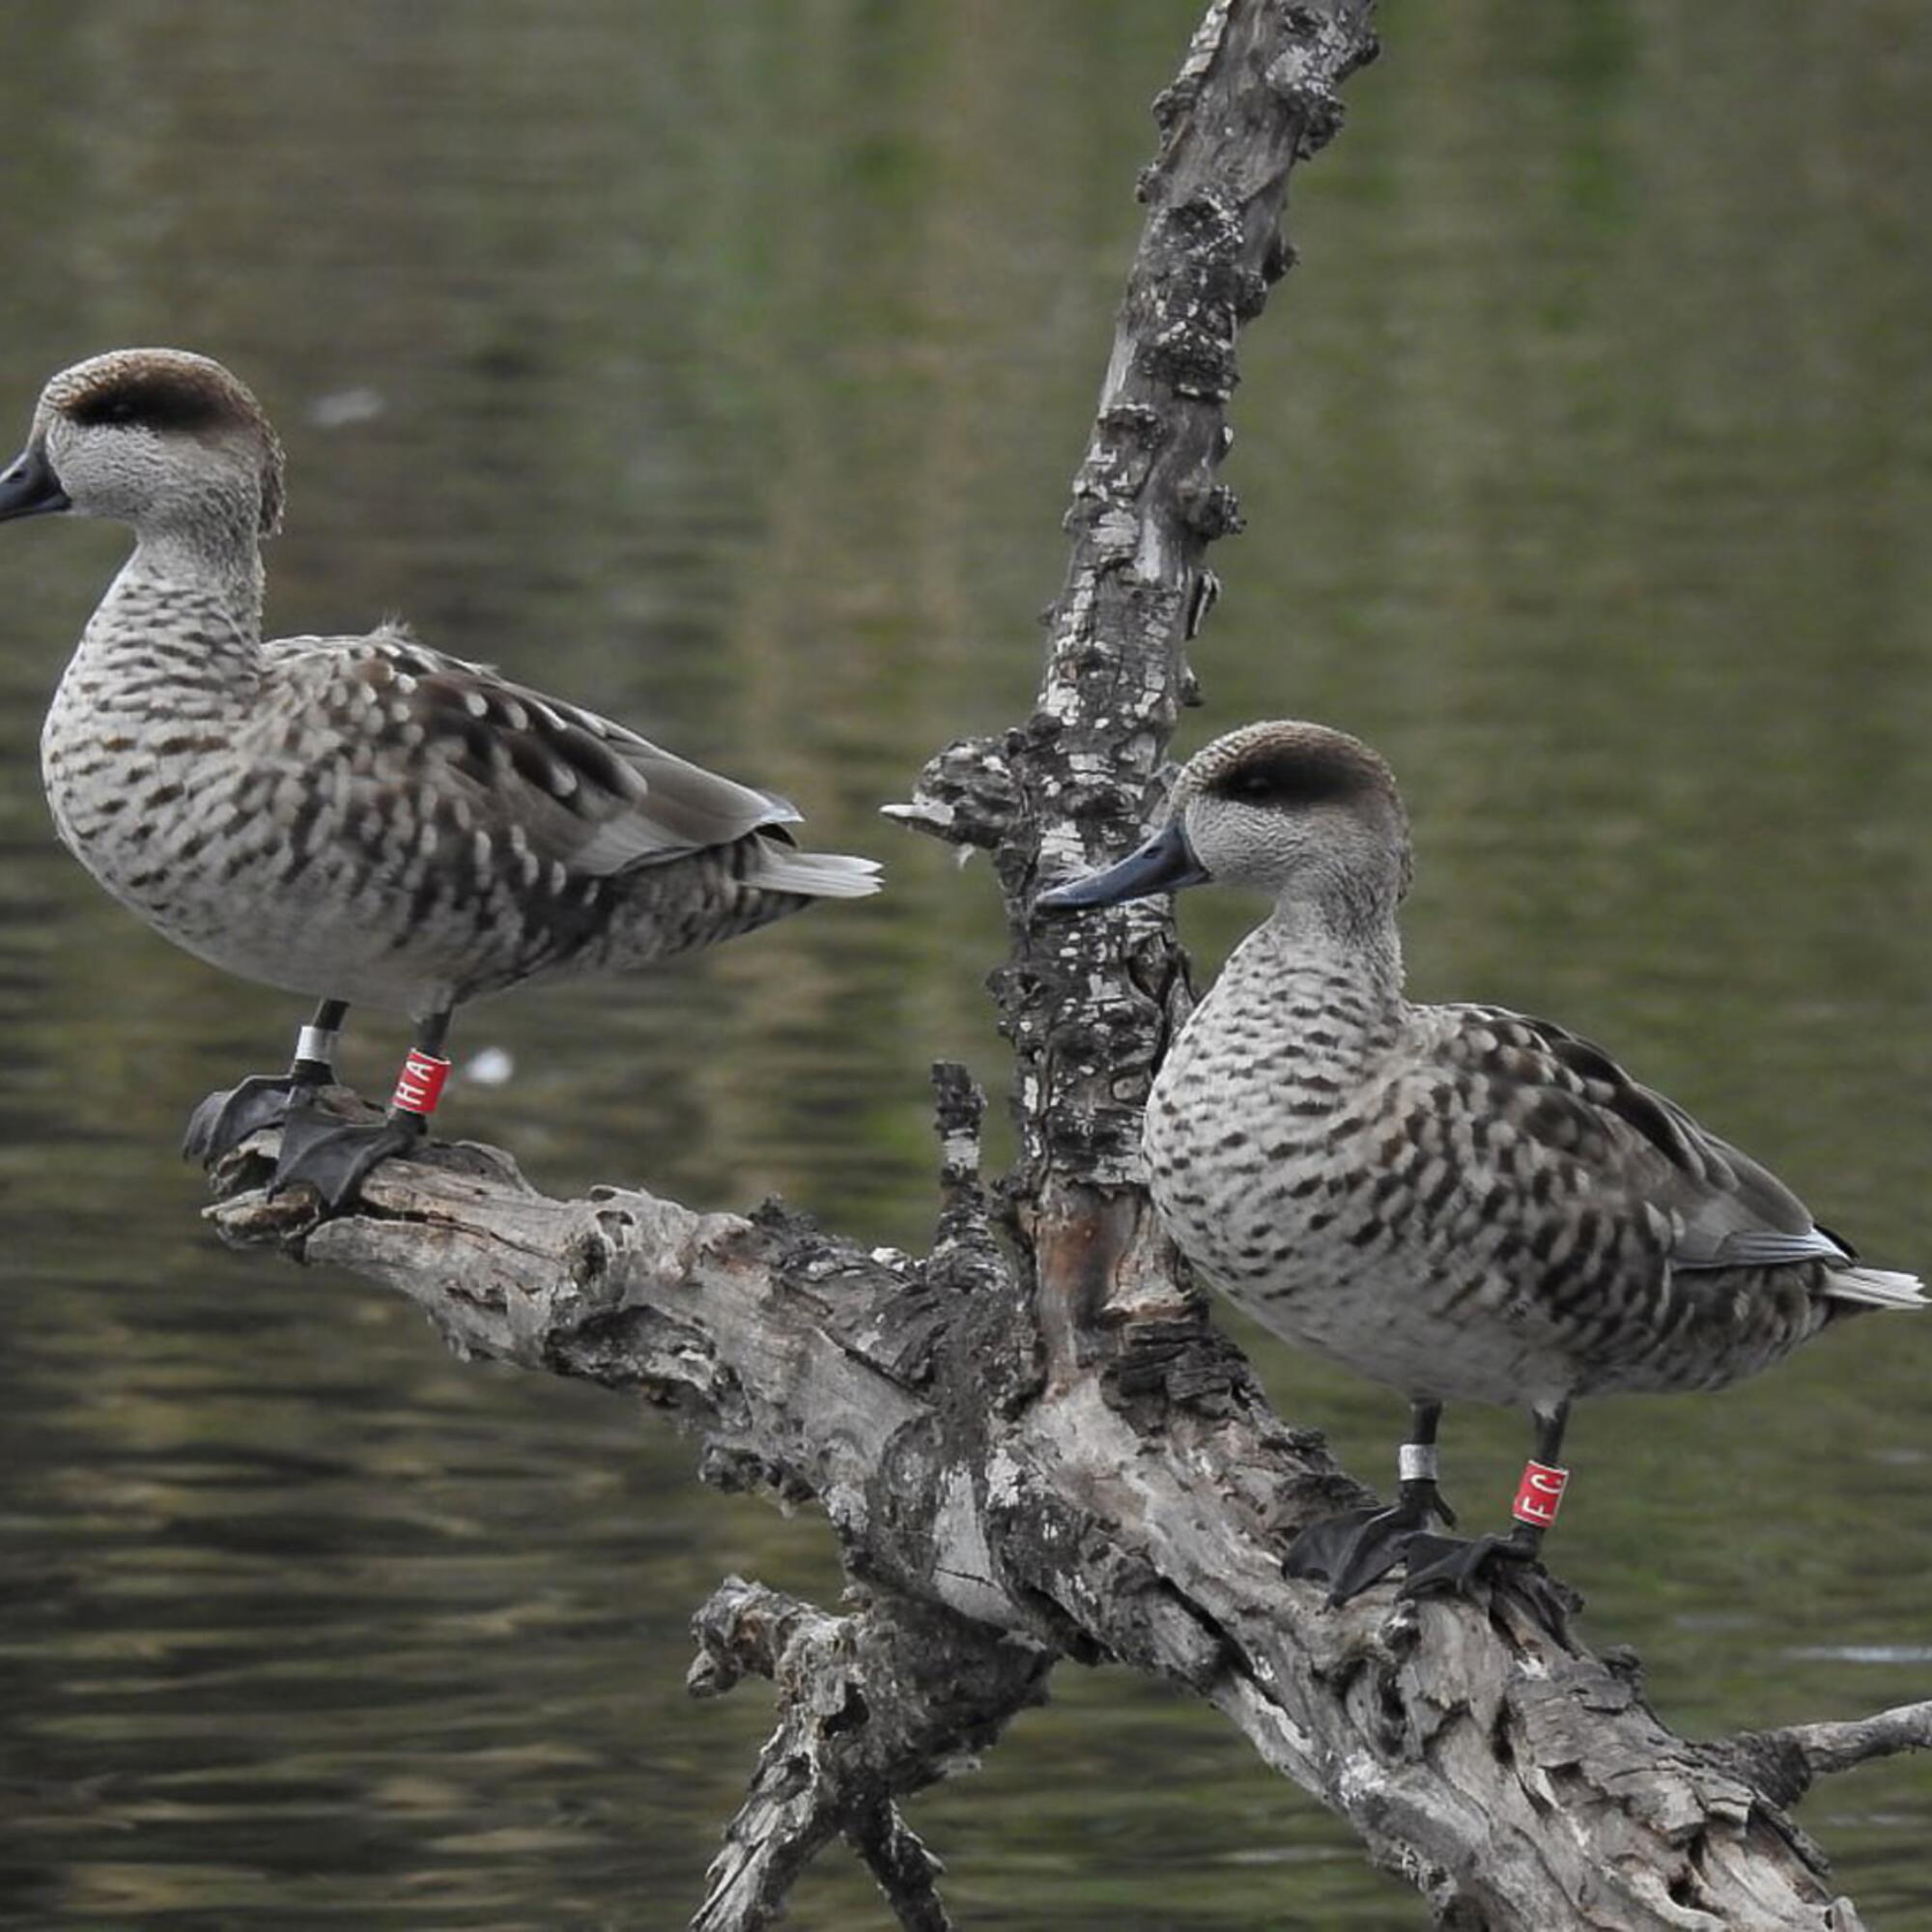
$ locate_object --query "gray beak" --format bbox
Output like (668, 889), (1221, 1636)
(0, 443), (70, 524)
(1035, 818), (1210, 914)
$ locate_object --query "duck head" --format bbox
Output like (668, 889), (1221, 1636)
(1037, 721), (1412, 931)
(0, 348), (284, 542)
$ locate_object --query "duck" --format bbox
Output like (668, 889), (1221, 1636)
(0, 348), (880, 1210)
(1037, 720), (1922, 1611)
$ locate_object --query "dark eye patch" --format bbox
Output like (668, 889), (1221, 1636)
(1224, 768), (1288, 802)
(1208, 744), (1378, 810)
(67, 370), (242, 435)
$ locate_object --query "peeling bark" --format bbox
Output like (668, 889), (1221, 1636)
(200, 4), (1913, 1927)
(687, 1578), (1050, 1932)
(1712, 1701), (1932, 1812)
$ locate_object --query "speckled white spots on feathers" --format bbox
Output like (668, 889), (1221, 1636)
(27, 347), (879, 1018)
(1134, 721), (1922, 1411)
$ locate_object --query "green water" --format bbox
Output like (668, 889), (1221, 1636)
(1, 3), (1927, 1925)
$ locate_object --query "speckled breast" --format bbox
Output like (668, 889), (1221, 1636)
(1141, 935), (1587, 1407)
(41, 670), (449, 1011)
(44, 692), (339, 997)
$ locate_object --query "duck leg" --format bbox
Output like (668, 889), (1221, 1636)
(1400, 1400), (1574, 1623)
(183, 999), (351, 1165)
(270, 1008), (454, 1212)
(1285, 1401), (1459, 1605)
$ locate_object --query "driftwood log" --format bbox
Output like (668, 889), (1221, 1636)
(205, 4), (1931, 1926)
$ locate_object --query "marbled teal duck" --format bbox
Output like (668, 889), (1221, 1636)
(1, 349), (879, 1208)
(1038, 721), (1922, 1609)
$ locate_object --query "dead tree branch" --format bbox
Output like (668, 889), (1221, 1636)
(201, 4), (1912, 1926)
(687, 1577), (1049, 1932)
(1712, 1701), (1932, 1813)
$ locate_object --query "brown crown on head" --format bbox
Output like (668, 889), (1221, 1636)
(1184, 721), (1413, 898)
(1188, 721), (1402, 812)
(44, 349), (286, 536)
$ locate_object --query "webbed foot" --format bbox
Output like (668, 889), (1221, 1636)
(184, 1073), (327, 1166)
(1285, 1481), (1457, 1605)
(1400, 1527), (1577, 1635)
(269, 1105), (426, 1212)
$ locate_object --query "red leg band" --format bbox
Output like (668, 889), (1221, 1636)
(391, 1049), (451, 1117)
(1512, 1460), (1569, 1528)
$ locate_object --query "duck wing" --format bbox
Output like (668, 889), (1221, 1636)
(1438, 1006), (1851, 1273)
(258, 627), (800, 877)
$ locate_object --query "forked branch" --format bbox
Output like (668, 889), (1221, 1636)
(206, 5), (1913, 1927)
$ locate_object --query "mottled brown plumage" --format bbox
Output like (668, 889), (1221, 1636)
(1039, 720), (1920, 1610)
(4, 348), (879, 1206)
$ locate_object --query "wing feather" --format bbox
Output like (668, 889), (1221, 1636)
(257, 628), (800, 878)
(1439, 1007), (1860, 1276)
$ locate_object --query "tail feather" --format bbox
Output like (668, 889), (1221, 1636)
(747, 845), (883, 900)
(1824, 1264), (1926, 1310)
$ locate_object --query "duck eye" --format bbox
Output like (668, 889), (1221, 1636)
(1228, 772), (1279, 802)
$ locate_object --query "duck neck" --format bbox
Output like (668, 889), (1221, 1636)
(1260, 885), (1406, 1016)
(74, 522), (268, 699)
(126, 522), (267, 640)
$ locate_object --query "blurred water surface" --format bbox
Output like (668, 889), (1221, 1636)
(1, 2), (1928, 1925)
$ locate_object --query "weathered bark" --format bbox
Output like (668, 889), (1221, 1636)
(686, 1577), (1051, 1932)
(202, 4), (1925, 1927)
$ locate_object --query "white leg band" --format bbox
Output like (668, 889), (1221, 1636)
(295, 1026), (340, 1065)
(1397, 1442), (1439, 1483)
